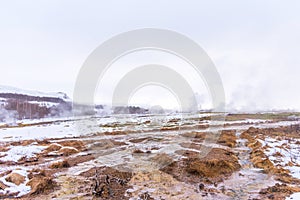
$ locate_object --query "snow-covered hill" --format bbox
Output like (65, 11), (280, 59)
(0, 85), (72, 122)
(0, 85), (70, 102)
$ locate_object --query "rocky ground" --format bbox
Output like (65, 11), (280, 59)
(0, 112), (300, 199)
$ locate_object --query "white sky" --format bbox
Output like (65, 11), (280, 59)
(0, 0), (299, 111)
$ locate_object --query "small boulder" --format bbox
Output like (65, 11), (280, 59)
(199, 183), (205, 190)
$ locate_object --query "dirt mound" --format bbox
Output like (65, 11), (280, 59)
(181, 130), (237, 148)
(27, 177), (55, 195)
(163, 148), (241, 184)
(252, 157), (274, 172)
(10, 140), (35, 146)
(58, 147), (79, 156)
(188, 158), (238, 178)
(248, 140), (262, 149)
(57, 140), (86, 151)
(60, 154), (95, 168)
(186, 148), (240, 178)
(44, 143), (62, 152)
(129, 137), (150, 143)
(104, 130), (129, 135)
(240, 128), (257, 143)
(49, 160), (70, 169)
(25, 168), (56, 195)
(5, 172), (25, 185)
(259, 183), (300, 199)
(160, 126), (180, 131)
(217, 130), (237, 147)
(80, 166), (133, 199)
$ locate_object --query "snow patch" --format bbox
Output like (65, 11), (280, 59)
(0, 168), (31, 197)
(0, 145), (46, 162)
(0, 85), (70, 101)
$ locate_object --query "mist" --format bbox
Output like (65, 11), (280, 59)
(1, 0), (299, 112)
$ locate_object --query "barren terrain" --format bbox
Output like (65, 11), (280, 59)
(0, 112), (300, 199)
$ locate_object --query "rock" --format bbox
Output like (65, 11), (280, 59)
(199, 183), (205, 190)
(5, 172), (25, 185)
(138, 192), (154, 200)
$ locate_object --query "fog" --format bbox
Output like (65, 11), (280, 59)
(0, 0), (299, 112)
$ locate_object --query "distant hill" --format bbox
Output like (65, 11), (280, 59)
(0, 85), (72, 121)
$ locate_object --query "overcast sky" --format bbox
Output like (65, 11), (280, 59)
(0, 0), (299, 111)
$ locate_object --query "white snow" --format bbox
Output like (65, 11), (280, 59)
(286, 166), (300, 179)
(27, 101), (58, 108)
(0, 85), (70, 101)
(0, 145), (46, 162)
(217, 119), (269, 125)
(263, 136), (300, 179)
(286, 192), (300, 200)
(0, 168), (31, 197)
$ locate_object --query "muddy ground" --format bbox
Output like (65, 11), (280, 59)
(0, 113), (300, 199)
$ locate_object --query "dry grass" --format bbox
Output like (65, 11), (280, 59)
(5, 172), (25, 185)
(187, 158), (239, 178)
(44, 143), (62, 153)
(27, 177), (55, 195)
(104, 130), (129, 135)
(248, 140), (262, 150)
(49, 160), (70, 169)
(58, 147), (79, 156)
(160, 126), (180, 131)
(259, 183), (300, 198)
(217, 130), (237, 147)
(57, 140), (85, 151)
(162, 148), (241, 184)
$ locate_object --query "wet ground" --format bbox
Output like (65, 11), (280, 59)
(0, 112), (300, 199)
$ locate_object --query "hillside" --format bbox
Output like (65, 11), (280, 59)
(0, 85), (72, 122)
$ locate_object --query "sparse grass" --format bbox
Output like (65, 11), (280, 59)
(225, 112), (300, 122)
(188, 158), (239, 177)
(217, 130), (237, 147)
(49, 160), (70, 169)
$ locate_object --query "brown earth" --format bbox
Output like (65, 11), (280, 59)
(80, 166), (133, 200)
(0, 180), (8, 190)
(181, 130), (237, 148)
(49, 160), (70, 169)
(163, 148), (241, 184)
(5, 172), (25, 185)
(259, 183), (300, 200)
